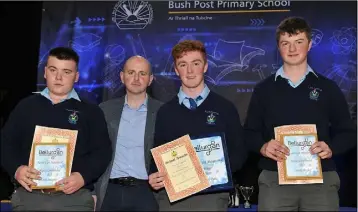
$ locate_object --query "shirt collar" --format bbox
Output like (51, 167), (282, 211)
(274, 65), (318, 81)
(124, 94), (148, 110)
(40, 87), (81, 103)
(178, 84), (210, 105)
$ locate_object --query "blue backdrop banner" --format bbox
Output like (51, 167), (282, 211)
(37, 1), (357, 122)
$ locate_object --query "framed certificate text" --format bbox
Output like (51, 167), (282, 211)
(191, 133), (233, 193)
(151, 135), (211, 202)
(30, 143), (70, 189)
(275, 124), (323, 185)
(28, 126), (78, 189)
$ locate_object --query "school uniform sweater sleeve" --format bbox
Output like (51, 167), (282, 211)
(327, 82), (357, 155)
(149, 106), (166, 174)
(1, 98), (28, 178)
(244, 85), (266, 154)
(225, 102), (247, 173)
(74, 106), (112, 185)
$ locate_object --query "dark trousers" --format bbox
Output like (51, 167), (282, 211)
(101, 181), (158, 211)
(11, 187), (94, 211)
(258, 170), (340, 211)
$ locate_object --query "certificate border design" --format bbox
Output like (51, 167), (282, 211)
(275, 124), (323, 184)
(151, 134), (211, 202)
(280, 133), (323, 181)
(30, 143), (70, 189)
(28, 126), (78, 185)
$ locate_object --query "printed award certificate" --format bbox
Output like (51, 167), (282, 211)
(191, 133), (233, 192)
(30, 143), (70, 189)
(151, 135), (211, 202)
(28, 126), (78, 189)
(275, 124), (323, 185)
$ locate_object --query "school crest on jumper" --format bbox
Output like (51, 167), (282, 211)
(66, 109), (79, 124)
(308, 86), (322, 101)
(205, 110), (219, 125)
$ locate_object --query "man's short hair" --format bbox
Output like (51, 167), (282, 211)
(48, 47), (80, 67)
(171, 40), (207, 64)
(122, 55), (153, 75)
(276, 17), (312, 44)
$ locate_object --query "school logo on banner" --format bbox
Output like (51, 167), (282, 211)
(112, 1), (153, 30)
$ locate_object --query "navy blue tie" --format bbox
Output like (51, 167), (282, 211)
(188, 96), (203, 110)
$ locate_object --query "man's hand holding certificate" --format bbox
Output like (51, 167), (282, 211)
(309, 141), (333, 159)
(260, 139), (290, 162)
(15, 165), (41, 192)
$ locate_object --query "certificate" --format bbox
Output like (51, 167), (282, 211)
(191, 133), (233, 193)
(281, 134), (322, 180)
(28, 126), (78, 189)
(151, 135), (211, 202)
(30, 143), (70, 189)
(275, 124), (323, 185)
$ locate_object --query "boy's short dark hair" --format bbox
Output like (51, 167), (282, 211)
(276, 17), (312, 44)
(48, 47), (79, 67)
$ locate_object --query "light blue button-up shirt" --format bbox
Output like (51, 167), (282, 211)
(274, 65), (318, 88)
(178, 84), (210, 109)
(110, 95), (148, 180)
(40, 87), (81, 103)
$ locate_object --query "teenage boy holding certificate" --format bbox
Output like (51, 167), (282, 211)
(244, 17), (357, 211)
(1, 47), (112, 211)
(148, 40), (247, 211)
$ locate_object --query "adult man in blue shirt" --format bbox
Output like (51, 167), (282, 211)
(95, 56), (162, 211)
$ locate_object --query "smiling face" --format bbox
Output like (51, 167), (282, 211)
(44, 56), (79, 97)
(120, 56), (153, 95)
(278, 31), (312, 67)
(174, 51), (208, 91)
